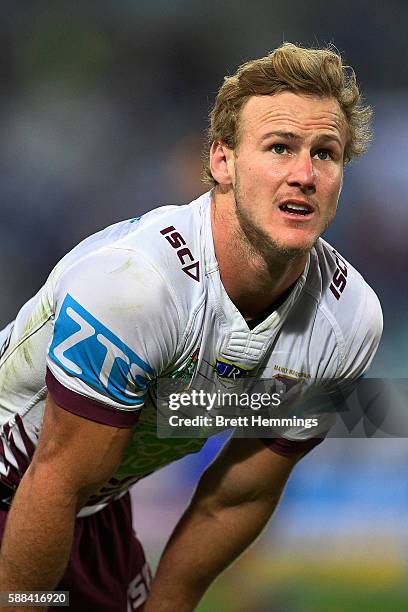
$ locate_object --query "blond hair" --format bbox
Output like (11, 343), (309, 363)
(203, 43), (372, 186)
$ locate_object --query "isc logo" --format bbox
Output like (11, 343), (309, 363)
(48, 295), (153, 404)
(329, 249), (348, 300)
(160, 225), (200, 282)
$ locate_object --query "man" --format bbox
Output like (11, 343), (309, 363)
(0, 43), (382, 611)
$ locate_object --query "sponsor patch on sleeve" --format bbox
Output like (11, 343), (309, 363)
(48, 294), (153, 405)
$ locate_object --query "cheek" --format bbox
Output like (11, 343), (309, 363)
(236, 157), (284, 196)
(322, 169), (343, 200)
(249, 164), (283, 190)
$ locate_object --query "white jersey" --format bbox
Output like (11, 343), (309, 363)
(0, 192), (382, 515)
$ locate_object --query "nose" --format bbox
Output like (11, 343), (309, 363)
(286, 152), (316, 194)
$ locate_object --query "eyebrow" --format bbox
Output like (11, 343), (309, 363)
(260, 131), (343, 148)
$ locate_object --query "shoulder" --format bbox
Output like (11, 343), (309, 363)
(50, 191), (212, 316)
(313, 238), (383, 334)
(117, 192), (209, 290)
(46, 193), (213, 390)
(305, 238), (383, 376)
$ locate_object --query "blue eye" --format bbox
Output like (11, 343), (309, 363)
(314, 149), (332, 160)
(271, 144), (287, 154)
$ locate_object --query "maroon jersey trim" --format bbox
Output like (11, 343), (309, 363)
(46, 368), (141, 429)
(261, 436), (324, 457)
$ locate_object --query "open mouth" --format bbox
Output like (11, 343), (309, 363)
(279, 202), (313, 216)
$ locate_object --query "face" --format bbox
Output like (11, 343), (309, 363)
(222, 92), (348, 260)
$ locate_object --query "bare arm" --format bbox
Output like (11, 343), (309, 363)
(0, 393), (133, 610)
(145, 438), (304, 612)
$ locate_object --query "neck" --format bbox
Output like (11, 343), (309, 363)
(211, 189), (308, 320)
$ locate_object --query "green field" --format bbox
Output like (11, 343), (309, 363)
(197, 552), (408, 611)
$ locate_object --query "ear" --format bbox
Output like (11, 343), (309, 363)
(209, 141), (235, 186)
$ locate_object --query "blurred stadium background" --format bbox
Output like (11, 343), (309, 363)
(1, 1), (407, 610)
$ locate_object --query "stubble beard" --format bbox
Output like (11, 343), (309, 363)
(233, 183), (317, 268)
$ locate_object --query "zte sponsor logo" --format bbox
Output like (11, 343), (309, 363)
(160, 225), (200, 282)
(329, 249), (348, 300)
(49, 295), (152, 404)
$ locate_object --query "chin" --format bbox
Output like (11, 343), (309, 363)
(258, 237), (310, 263)
(277, 244), (312, 258)
(271, 236), (318, 260)
(275, 231), (319, 251)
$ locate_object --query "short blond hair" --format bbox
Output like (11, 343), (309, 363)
(202, 43), (372, 186)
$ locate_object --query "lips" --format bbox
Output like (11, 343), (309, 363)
(278, 200), (314, 216)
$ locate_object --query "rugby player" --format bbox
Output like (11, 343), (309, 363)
(0, 43), (382, 611)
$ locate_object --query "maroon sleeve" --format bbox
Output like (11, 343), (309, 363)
(260, 436), (324, 457)
(46, 368), (141, 429)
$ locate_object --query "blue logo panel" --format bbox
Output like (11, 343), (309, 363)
(49, 294), (154, 405)
(215, 359), (249, 380)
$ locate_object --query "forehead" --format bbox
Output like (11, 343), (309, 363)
(239, 92), (348, 144)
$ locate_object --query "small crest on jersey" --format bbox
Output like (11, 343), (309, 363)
(215, 358), (250, 380)
(48, 294), (153, 405)
(273, 364), (311, 380)
(169, 348), (199, 381)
